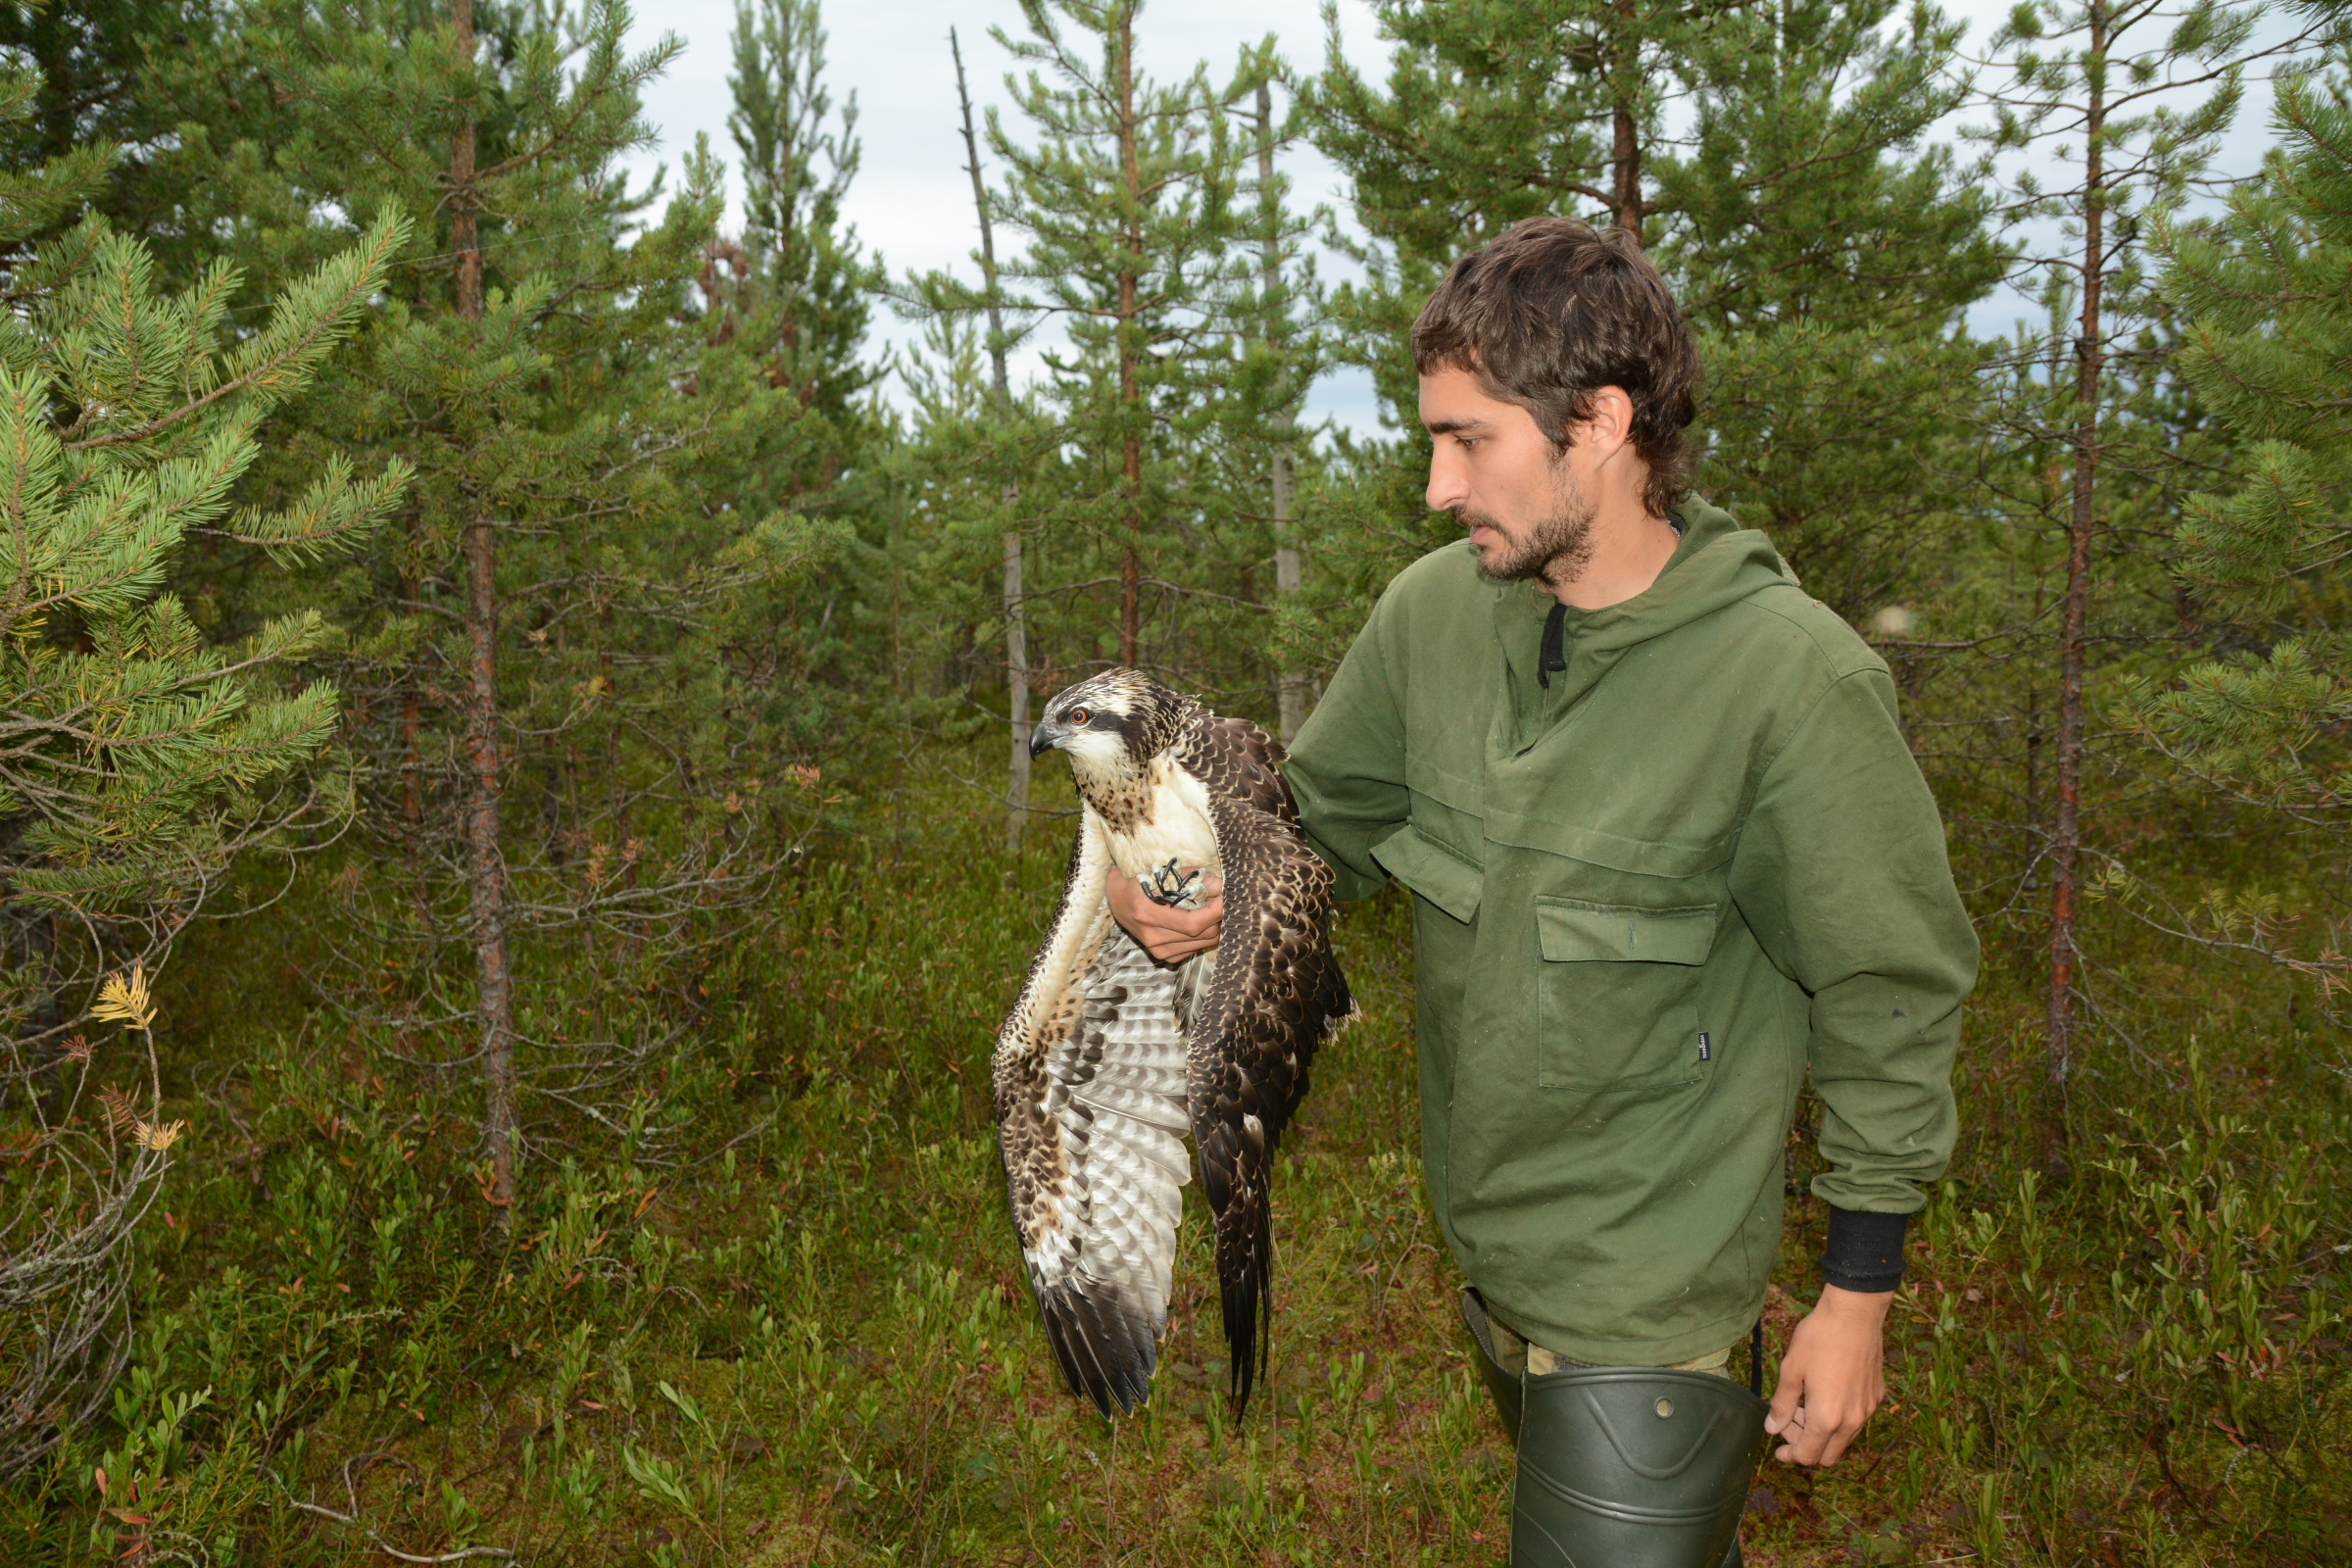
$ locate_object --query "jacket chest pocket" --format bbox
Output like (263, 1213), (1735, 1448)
(1534, 897), (1716, 1092)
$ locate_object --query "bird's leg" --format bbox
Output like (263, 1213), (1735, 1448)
(1139, 859), (1203, 908)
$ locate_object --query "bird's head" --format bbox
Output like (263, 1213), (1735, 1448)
(1028, 669), (1191, 790)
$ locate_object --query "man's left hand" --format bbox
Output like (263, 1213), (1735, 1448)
(1764, 1284), (1890, 1466)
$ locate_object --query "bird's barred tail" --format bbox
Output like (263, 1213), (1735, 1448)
(1036, 1280), (1157, 1418)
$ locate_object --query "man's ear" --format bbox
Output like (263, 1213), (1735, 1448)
(1567, 387), (1637, 458)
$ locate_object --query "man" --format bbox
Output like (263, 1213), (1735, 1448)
(1108, 217), (1976, 1566)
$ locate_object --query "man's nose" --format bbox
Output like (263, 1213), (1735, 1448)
(1426, 448), (1467, 514)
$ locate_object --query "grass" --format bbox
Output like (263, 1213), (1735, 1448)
(4, 756), (2348, 1564)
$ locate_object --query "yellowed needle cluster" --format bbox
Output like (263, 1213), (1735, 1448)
(91, 963), (156, 1034)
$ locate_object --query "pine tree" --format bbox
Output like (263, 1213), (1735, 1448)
(2132, 6), (2352, 1010)
(0, 2), (324, 295)
(724, 0), (878, 446)
(0, 2), (151, 199)
(906, 8), (1318, 786)
(1304, 0), (1717, 250)
(224, 0), (826, 1210)
(1300, 0), (1712, 427)
(1968, 0), (2295, 1158)
(1300, 0), (2005, 623)
(977, 0), (1251, 677)
(1658, 0), (2006, 616)
(702, 0), (885, 793)
(0, 64), (408, 1471)
(1226, 52), (1322, 740)
(0, 0), (191, 247)
(948, 24), (1038, 850)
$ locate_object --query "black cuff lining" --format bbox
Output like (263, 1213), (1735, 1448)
(1820, 1206), (1909, 1292)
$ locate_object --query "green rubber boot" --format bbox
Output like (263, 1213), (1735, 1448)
(1509, 1363), (1767, 1568)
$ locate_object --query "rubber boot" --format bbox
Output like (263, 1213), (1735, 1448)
(1457, 1287), (1522, 1445)
(1509, 1363), (1767, 1568)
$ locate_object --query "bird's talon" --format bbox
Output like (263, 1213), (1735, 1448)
(1140, 860), (1202, 907)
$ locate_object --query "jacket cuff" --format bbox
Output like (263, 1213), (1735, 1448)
(1819, 1206), (1909, 1292)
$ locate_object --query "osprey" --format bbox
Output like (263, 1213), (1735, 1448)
(995, 669), (1353, 1420)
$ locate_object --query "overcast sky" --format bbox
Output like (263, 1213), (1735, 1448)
(615, 0), (2306, 444)
(619, 0), (1392, 432)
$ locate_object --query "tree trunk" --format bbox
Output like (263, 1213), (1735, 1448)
(598, 597), (637, 969)
(1610, 2), (1642, 240)
(1116, 7), (1143, 670)
(463, 513), (514, 1215)
(955, 27), (1032, 851)
(400, 504), (424, 853)
(2024, 567), (2046, 889)
(451, 0), (516, 1218)
(2045, 0), (2106, 1177)
(1257, 82), (1306, 743)
(1611, 95), (1642, 238)
(1271, 466), (1301, 741)
(399, 504), (433, 967)
(1004, 531), (1030, 852)
(889, 483), (906, 871)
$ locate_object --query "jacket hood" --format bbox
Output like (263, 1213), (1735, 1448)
(1554, 497), (1796, 652)
(1490, 498), (1801, 720)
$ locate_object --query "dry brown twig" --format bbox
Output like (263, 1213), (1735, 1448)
(266, 1454), (516, 1564)
(0, 955), (181, 1478)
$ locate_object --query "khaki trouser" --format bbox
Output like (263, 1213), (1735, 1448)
(1484, 1309), (1737, 1381)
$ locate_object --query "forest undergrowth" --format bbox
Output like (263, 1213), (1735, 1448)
(4, 755), (2346, 1567)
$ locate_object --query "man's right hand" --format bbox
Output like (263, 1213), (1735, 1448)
(1105, 868), (1223, 963)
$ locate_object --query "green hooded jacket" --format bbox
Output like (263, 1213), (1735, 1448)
(1285, 500), (1978, 1365)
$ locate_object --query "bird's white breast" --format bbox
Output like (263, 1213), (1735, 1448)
(1102, 758), (1220, 894)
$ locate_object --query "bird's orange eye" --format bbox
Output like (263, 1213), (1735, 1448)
(1069, 708), (1092, 724)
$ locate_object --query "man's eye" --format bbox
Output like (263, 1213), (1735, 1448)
(1070, 708), (1092, 724)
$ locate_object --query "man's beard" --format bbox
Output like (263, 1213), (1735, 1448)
(1464, 481), (1595, 586)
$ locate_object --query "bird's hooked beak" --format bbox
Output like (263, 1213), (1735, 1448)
(1028, 716), (1066, 759)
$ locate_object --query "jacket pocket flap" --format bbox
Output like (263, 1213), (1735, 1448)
(1485, 810), (1732, 878)
(1536, 899), (1716, 964)
(1372, 825), (1483, 924)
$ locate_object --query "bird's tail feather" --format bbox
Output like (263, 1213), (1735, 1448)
(1037, 1282), (1153, 1418)
(1217, 1192), (1274, 1419)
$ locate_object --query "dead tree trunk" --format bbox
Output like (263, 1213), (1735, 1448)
(1255, 81), (1305, 743)
(954, 27), (1032, 852)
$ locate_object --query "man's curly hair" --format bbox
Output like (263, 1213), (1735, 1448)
(1411, 218), (1701, 519)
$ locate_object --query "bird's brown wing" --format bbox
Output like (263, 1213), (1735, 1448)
(992, 810), (1192, 1417)
(1187, 787), (1355, 1417)
(1172, 710), (1295, 821)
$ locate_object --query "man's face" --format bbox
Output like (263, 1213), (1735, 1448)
(1418, 365), (1592, 586)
